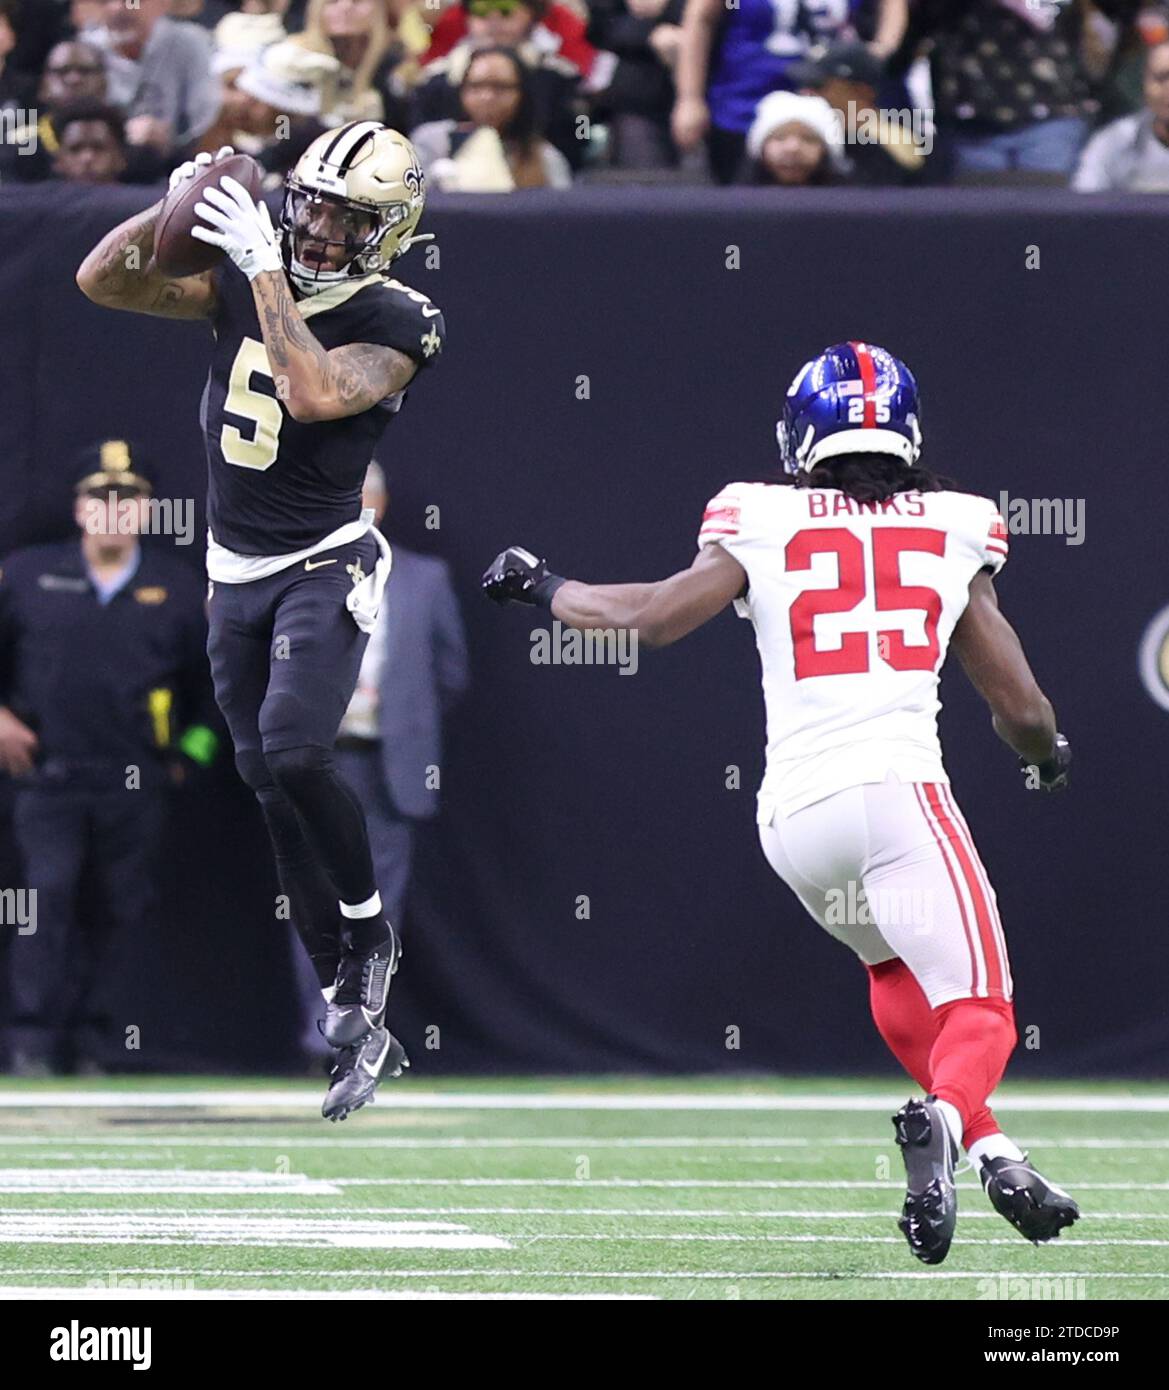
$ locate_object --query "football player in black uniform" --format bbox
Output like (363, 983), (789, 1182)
(77, 122), (445, 1119)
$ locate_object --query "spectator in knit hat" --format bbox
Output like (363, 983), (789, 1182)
(742, 89), (845, 185)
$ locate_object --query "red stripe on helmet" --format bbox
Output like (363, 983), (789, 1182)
(850, 340), (878, 429)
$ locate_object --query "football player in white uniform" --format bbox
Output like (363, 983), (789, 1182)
(482, 341), (1077, 1265)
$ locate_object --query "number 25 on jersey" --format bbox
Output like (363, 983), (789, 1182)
(786, 526), (945, 680)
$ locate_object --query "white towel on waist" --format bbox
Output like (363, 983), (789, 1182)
(347, 512), (393, 634)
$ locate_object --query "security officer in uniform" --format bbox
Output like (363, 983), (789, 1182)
(0, 441), (215, 1074)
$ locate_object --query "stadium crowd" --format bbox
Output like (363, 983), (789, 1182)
(1, 0), (1169, 192)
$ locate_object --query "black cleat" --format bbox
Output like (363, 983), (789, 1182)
(324, 924), (401, 1047)
(893, 1096), (958, 1265)
(980, 1154), (1080, 1244)
(321, 1026), (409, 1122)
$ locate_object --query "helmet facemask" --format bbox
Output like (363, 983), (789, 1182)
(279, 179), (414, 297)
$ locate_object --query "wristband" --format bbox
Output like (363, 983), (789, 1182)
(533, 573), (567, 609)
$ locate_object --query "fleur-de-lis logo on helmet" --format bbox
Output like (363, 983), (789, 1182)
(403, 161), (425, 200)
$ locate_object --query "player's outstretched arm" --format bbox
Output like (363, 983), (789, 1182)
(75, 149), (236, 319)
(483, 542), (747, 649)
(950, 570), (1067, 784)
(75, 200), (217, 320)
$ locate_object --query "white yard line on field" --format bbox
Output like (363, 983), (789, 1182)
(329, 1177), (1169, 1191)
(1, 1090), (1168, 1112)
(0, 1168), (340, 1195)
(0, 1287), (653, 1301)
(8, 1206), (1169, 1221)
(0, 1135), (1164, 1150)
(2, 1268), (1166, 1282)
(515, 1233), (1169, 1246)
(0, 1213), (512, 1251)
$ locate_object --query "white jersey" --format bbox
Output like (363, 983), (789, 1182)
(697, 483), (1008, 820)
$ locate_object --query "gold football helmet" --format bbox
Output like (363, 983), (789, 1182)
(281, 122), (428, 295)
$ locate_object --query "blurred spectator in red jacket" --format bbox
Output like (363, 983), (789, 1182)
(412, 0), (585, 166)
(425, 0), (613, 91)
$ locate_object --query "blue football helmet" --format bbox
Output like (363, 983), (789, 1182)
(778, 341), (923, 474)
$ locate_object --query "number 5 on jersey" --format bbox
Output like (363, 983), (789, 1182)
(786, 526), (945, 679)
(221, 337), (282, 471)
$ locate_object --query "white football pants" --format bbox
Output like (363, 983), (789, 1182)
(758, 779), (1012, 1008)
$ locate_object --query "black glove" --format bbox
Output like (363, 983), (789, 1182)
(1024, 732), (1071, 792)
(482, 546), (566, 608)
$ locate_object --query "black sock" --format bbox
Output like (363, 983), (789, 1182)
(345, 913), (390, 955)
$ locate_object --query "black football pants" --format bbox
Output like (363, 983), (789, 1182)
(206, 533), (381, 984)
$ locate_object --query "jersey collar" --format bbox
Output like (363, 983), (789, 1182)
(297, 272), (384, 321)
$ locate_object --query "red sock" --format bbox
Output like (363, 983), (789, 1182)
(866, 960), (1005, 1148)
(867, 960), (934, 1091)
(929, 997), (1017, 1137)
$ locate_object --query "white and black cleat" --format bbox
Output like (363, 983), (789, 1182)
(892, 1096), (959, 1265)
(980, 1154), (1080, 1244)
(324, 923), (401, 1047)
(321, 1025), (409, 1122)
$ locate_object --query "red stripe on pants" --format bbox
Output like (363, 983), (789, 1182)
(924, 783), (1004, 998)
(913, 783), (981, 996)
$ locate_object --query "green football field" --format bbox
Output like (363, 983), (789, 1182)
(0, 1075), (1165, 1301)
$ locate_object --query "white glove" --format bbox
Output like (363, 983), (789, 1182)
(190, 175), (282, 280)
(168, 145), (234, 193)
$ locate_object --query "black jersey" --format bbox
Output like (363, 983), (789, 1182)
(200, 262), (444, 556)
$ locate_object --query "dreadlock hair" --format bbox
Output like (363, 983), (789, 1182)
(780, 452), (957, 504)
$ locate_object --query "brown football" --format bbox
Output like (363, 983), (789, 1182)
(153, 153), (265, 278)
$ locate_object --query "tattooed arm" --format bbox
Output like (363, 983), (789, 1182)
(76, 201), (217, 320)
(249, 269), (417, 423)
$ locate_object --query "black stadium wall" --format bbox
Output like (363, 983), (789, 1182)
(1, 183), (1166, 1078)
